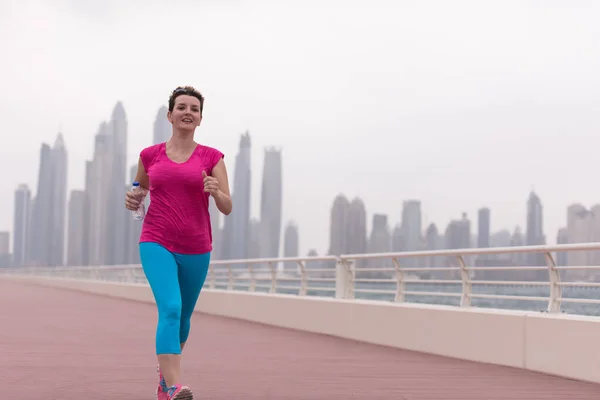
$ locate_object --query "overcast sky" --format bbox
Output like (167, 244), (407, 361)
(1, 0), (599, 256)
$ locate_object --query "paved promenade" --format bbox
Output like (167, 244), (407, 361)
(1, 279), (599, 399)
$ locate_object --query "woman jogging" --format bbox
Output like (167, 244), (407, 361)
(125, 86), (232, 400)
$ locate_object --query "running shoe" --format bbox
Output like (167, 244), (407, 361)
(165, 384), (193, 400)
(156, 364), (168, 399)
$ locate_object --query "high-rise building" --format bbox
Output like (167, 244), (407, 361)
(477, 207), (491, 248)
(0, 231), (9, 268)
(126, 164), (144, 264)
(86, 125), (113, 265)
(153, 105), (171, 144)
(367, 214), (391, 271)
(526, 191), (546, 270)
(208, 197), (222, 260)
(27, 196), (36, 264)
(556, 227), (569, 267)
(347, 198), (367, 254)
(81, 161), (93, 266)
(476, 207), (491, 269)
(106, 102), (129, 265)
(12, 184), (31, 267)
(283, 221), (299, 270)
(401, 200), (422, 267)
(259, 148), (283, 259)
(29, 134), (68, 267)
(247, 218), (261, 260)
(328, 194), (349, 255)
(391, 224), (405, 253)
(49, 133), (68, 267)
(423, 223), (442, 272)
(67, 190), (86, 266)
(30, 143), (52, 265)
(444, 213), (471, 278)
(564, 203), (600, 280)
(221, 131), (251, 260)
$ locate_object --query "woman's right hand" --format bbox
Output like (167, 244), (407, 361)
(125, 190), (141, 211)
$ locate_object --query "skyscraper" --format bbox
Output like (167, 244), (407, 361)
(67, 190), (86, 266)
(0, 232), (9, 268)
(126, 164), (144, 264)
(328, 194), (349, 255)
(401, 200), (422, 268)
(81, 161), (92, 266)
(221, 131), (251, 260)
(86, 125), (113, 265)
(259, 147), (282, 258)
(107, 102), (129, 265)
(30, 143), (52, 265)
(29, 134), (68, 267)
(526, 191), (546, 271)
(346, 198), (367, 254)
(49, 133), (68, 267)
(12, 184), (31, 267)
(283, 221), (299, 269)
(367, 214), (391, 270)
(477, 207), (491, 248)
(208, 197), (222, 260)
(153, 105), (171, 144)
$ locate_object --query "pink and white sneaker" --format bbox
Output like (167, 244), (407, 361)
(156, 364), (193, 400)
(156, 364), (167, 400)
(165, 384), (193, 400)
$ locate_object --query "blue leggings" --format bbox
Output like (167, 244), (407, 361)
(139, 242), (210, 355)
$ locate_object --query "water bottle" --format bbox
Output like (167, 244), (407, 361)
(131, 181), (146, 221)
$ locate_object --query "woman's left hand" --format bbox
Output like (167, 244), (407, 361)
(202, 171), (220, 196)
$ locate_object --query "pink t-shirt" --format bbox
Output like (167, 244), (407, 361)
(138, 142), (224, 254)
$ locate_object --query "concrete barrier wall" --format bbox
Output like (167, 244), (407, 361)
(7, 276), (600, 384)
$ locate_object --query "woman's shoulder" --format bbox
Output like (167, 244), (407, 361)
(196, 143), (225, 170)
(197, 143), (224, 159)
(139, 143), (165, 168)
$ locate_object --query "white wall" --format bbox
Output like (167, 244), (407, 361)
(6, 276), (600, 384)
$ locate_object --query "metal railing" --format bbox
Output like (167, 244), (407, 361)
(4, 243), (600, 316)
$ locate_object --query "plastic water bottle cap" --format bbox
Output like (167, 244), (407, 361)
(132, 181), (140, 187)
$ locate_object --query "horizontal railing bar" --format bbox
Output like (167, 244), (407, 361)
(353, 267), (396, 272)
(306, 286), (335, 292)
(402, 279), (462, 284)
(353, 289), (395, 295)
(471, 280), (549, 286)
(466, 266), (548, 271)
(558, 297), (600, 304)
(343, 242), (600, 260)
(557, 282), (600, 287)
(401, 267), (461, 272)
(469, 294), (548, 302)
(403, 291), (462, 297)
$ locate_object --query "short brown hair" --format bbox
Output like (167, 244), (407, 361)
(168, 86), (204, 114)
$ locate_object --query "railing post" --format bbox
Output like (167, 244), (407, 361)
(208, 265), (216, 289)
(336, 257), (354, 299)
(457, 255), (471, 307)
(249, 263), (256, 292)
(545, 251), (562, 313)
(268, 261), (277, 293)
(392, 257), (405, 302)
(227, 265), (233, 290)
(297, 261), (307, 296)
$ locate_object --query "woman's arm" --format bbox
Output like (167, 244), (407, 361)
(125, 157), (150, 211)
(134, 157), (150, 190)
(209, 158), (232, 215)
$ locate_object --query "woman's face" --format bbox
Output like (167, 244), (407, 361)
(168, 95), (202, 130)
